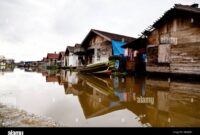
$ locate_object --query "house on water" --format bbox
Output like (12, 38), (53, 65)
(64, 46), (78, 68)
(0, 56), (6, 66)
(5, 59), (15, 66)
(73, 44), (85, 66)
(58, 51), (65, 68)
(46, 53), (59, 67)
(40, 57), (48, 68)
(144, 4), (200, 76)
(122, 37), (147, 73)
(80, 29), (135, 65)
(0, 56), (15, 67)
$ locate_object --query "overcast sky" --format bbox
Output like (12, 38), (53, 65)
(0, 0), (198, 62)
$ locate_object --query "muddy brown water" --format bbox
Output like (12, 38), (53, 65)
(0, 68), (200, 127)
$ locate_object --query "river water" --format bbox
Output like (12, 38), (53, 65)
(0, 67), (200, 127)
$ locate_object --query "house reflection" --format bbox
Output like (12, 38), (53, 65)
(77, 75), (122, 119)
(61, 70), (79, 95)
(144, 78), (200, 127)
(57, 69), (66, 85)
(0, 66), (14, 76)
(41, 69), (59, 83)
(61, 71), (200, 127)
(61, 72), (147, 121)
(37, 69), (200, 127)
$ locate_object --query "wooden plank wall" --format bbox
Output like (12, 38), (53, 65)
(146, 46), (170, 73)
(170, 42), (200, 75)
(146, 16), (200, 75)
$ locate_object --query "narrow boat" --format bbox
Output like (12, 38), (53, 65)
(78, 61), (114, 75)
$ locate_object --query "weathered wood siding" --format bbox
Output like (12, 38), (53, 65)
(146, 45), (170, 73)
(148, 17), (200, 45)
(88, 35), (112, 64)
(170, 42), (200, 75)
(146, 16), (200, 75)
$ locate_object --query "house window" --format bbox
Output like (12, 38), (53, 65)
(158, 45), (170, 63)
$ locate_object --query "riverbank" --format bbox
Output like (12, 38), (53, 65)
(0, 104), (60, 127)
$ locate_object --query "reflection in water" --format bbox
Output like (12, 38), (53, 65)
(144, 79), (200, 127)
(0, 68), (200, 127)
(39, 68), (200, 127)
(0, 66), (14, 76)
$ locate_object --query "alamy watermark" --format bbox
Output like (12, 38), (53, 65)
(8, 130), (24, 135)
(136, 96), (154, 105)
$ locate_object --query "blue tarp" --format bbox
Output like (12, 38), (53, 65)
(111, 40), (126, 56)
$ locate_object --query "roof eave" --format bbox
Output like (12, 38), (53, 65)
(81, 29), (111, 48)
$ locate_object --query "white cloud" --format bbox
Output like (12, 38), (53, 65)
(0, 0), (197, 62)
